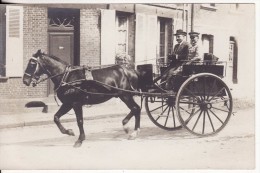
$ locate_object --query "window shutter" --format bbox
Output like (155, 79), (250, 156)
(135, 13), (146, 66)
(101, 9), (116, 65)
(6, 6), (23, 77)
(146, 15), (157, 66)
(166, 20), (173, 58)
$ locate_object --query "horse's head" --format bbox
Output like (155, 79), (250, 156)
(23, 49), (46, 87)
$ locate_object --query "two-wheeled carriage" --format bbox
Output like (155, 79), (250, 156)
(138, 55), (233, 137)
(23, 50), (233, 147)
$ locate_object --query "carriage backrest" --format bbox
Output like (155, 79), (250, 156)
(182, 64), (224, 77)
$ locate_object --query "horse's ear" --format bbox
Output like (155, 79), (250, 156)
(33, 49), (43, 57)
(37, 49), (42, 54)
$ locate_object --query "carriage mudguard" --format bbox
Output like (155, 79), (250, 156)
(136, 64), (153, 91)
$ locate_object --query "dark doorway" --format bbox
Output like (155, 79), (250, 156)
(48, 8), (80, 95)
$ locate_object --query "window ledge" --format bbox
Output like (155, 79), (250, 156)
(200, 5), (217, 11)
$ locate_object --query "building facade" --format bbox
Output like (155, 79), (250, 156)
(190, 3), (255, 98)
(0, 3), (255, 99)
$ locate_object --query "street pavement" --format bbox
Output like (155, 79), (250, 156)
(0, 106), (256, 170)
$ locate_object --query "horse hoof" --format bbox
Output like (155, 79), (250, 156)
(73, 141), (82, 148)
(128, 129), (140, 140)
(128, 135), (136, 140)
(123, 125), (130, 134)
(67, 129), (75, 136)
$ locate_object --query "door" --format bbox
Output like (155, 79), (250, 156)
(228, 40), (235, 83)
(48, 32), (74, 95)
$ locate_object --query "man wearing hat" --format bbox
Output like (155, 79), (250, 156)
(169, 29), (190, 65)
(188, 31), (201, 61)
(162, 29), (190, 89)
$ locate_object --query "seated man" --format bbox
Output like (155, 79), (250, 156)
(188, 31), (201, 62)
(161, 29), (190, 89)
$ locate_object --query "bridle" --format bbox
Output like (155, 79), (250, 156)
(24, 56), (42, 86)
(25, 55), (67, 87)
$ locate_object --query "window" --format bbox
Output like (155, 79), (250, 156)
(202, 34), (214, 55)
(158, 17), (172, 64)
(159, 20), (166, 57)
(116, 14), (128, 54)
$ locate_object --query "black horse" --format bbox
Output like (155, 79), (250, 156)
(23, 50), (141, 147)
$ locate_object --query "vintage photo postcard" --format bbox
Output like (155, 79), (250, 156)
(0, 1), (258, 172)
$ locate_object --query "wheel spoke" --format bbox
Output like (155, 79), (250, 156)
(155, 105), (169, 122)
(191, 79), (203, 100)
(179, 105), (200, 113)
(179, 101), (199, 105)
(164, 107), (171, 127)
(150, 103), (168, 112)
(179, 106), (192, 114)
(184, 88), (200, 101)
(208, 109), (224, 124)
(184, 108), (201, 124)
(160, 105), (169, 115)
(202, 111), (206, 134)
(208, 87), (225, 102)
(206, 110), (215, 132)
(192, 110), (203, 131)
(147, 100), (166, 103)
(210, 98), (230, 104)
(207, 78), (216, 100)
(171, 106), (176, 127)
(203, 76), (206, 100)
(211, 106), (230, 113)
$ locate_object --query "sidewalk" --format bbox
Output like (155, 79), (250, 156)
(0, 97), (144, 129)
(0, 96), (254, 129)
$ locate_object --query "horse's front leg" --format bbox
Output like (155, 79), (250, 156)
(54, 103), (75, 136)
(120, 96), (141, 140)
(73, 103), (85, 148)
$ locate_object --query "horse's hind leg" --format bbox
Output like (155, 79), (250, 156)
(120, 95), (141, 140)
(72, 103), (85, 148)
(54, 103), (75, 136)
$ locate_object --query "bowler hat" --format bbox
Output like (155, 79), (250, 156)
(174, 29), (187, 36)
(189, 31), (200, 37)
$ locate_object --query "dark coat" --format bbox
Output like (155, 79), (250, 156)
(172, 41), (190, 60)
(168, 41), (190, 67)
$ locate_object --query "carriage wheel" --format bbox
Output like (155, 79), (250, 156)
(176, 73), (233, 136)
(145, 95), (182, 131)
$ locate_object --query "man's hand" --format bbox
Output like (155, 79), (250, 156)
(168, 54), (177, 61)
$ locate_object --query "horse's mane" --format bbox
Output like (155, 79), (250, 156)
(43, 53), (70, 65)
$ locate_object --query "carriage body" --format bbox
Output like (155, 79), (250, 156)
(138, 56), (233, 136)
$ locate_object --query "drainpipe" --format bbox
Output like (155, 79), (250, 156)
(191, 3), (194, 32)
(182, 3), (185, 30)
